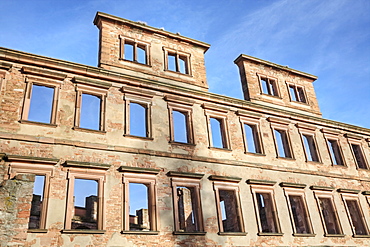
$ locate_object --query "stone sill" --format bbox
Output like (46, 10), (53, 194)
(119, 58), (152, 68)
(257, 232), (284, 236)
(292, 233), (316, 237)
(19, 119), (57, 128)
(245, 152), (265, 156)
(173, 231), (206, 235)
(209, 147), (232, 152)
(353, 234), (370, 238)
(73, 126), (106, 134)
(61, 229), (106, 234)
(324, 234), (345, 237)
(27, 229), (48, 233)
(218, 232), (247, 236)
(164, 69), (192, 78)
(169, 141), (196, 147)
(123, 134), (154, 141)
(276, 156), (296, 161)
(121, 231), (159, 235)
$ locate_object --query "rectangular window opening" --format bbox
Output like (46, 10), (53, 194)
(167, 53), (177, 72)
(80, 93), (101, 131)
(244, 123), (261, 154)
(302, 134), (319, 162)
(351, 144), (367, 169)
(289, 195), (312, 234)
(218, 189), (241, 232)
(129, 102), (147, 137)
(256, 192), (280, 233)
(72, 178), (98, 230)
(261, 77), (278, 96)
(345, 199), (369, 235)
(173, 110), (188, 143)
(28, 84), (54, 124)
(137, 45), (146, 64)
(274, 129), (292, 158)
(28, 175), (45, 229)
(318, 197), (342, 235)
(129, 183), (150, 231)
(327, 139), (344, 166)
(176, 186), (198, 232)
(289, 84), (307, 103)
(124, 42), (134, 61)
(210, 117), (226, 148)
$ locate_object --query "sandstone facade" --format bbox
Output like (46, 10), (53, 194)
(0, 12), (369, 247)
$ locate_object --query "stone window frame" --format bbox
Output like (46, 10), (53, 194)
(63, 163), (108, 233)
(5, 156), (57, 232)
(21, 75), (62, 126)
(322, 130), (346, 167)
(119, 35), (151, 66)
(247, 180), (283, 236)
(286, 82), (308, 104)
(339, 190), (370, 237)
(297, 124), (321, 163)
(123, 88), (154, 139)
(269, 118), (294, 159)
(346, 135), (369, 170)
(167, 171), (205, 235)
(73, 81), (109, 133)
(166, 96), (195, 144)
(311, 187), (344, 237)
(203, 104), (231, 150)
(238, 111), (265, 155)
(281, 184), (315, 237)
(257, 73), (280, 97)
(163, 47), (192, 75)
(0, 69), (8, 94)
(120, 166), (160, 234)
(209, 175), (246, 236)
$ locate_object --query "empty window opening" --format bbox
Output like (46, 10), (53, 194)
(210, 118), (225, 148)
(137, 45), (146, 64)
(178, 56), (187, 74)
(72, 179), (98, 230)
(274, 129), (292, 158)
(124, 43), (134, 61)
(327, 139), (344, 166)
(261, 77), (278, 96)
(129, 103), (147, 137)
(176, 186), (198, 232)
(244, 124), (261, 153)
(173, 111), (188, 143)
(318, 197), (342, 235)
(218, 189), (241, 232)
(289, 85), (307, 103)
(80, 93), (101, 130)
(345, 199), (369, 235)
(28, 84), (54, 123)
(129, 183), (150, 231)
(351, 144), (367, 169)
(289, 195), (312, 234)
(302, 134), (320, 162)
(167, 54), (177, 72)
(28, 175), (45, 229)
(256, 193), (279, 233)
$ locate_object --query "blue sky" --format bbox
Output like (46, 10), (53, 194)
(0, 0), (369, 128)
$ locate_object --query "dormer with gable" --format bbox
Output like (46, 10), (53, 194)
(234, 54), (321, 117)
(94, 12), (210, 91)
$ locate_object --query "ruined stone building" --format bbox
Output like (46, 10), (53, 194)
(0, 12), (370, 246)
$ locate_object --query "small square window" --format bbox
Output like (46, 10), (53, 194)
(259, 75), (279, 96)
(164, 48), (190, 75)
(120, 36), (149, 65)
(21, 77), (61, 125)
(288, 84), (307, 103)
